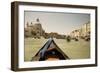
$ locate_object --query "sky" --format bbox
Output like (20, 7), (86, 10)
(25, 11), (90, 35)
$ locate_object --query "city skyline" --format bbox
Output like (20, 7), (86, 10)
(25, 11), (90, 35)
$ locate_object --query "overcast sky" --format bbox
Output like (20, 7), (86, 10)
(25, 11), (90, 35)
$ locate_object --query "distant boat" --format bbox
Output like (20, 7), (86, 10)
(31, 38), (70, 61)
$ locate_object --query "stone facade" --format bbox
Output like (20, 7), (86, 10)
(80, 22), (90, 37)
(70, 29), (80, 39)
(70, 22), (90, 39)
(24, 18), (45, 38)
